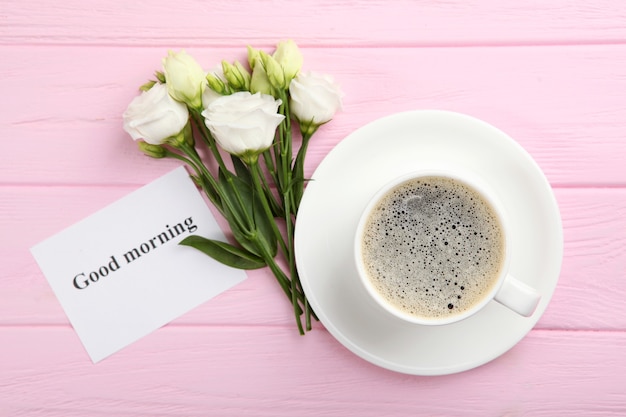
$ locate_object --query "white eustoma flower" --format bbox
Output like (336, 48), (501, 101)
(202, 92), (284, 161)
(162, 50), (207, 109)
(202, 87), (224, 110)
(123, 83), (189, 145)
(289, 71), (343, 133)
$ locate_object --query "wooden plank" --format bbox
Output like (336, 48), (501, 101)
(0, 326), (625, 416)
(1, 1), (623, 415)
(2, 0), (626, 46)
(541, 188), (626, 330)
(2, 45), (626, 186)
(2, 186), (625, 331)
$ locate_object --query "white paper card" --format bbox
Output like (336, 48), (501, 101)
(31, 166), (247, 363)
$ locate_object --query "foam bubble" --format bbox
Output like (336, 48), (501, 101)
(361, 176), (505, 319)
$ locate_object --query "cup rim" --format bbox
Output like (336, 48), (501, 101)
(354, 167), (512, 326)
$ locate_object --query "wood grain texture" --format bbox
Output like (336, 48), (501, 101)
(2, 187), (625, 331)
(0, 327), (625, 416)
(2, 45), (626, 186)
(3, 0), (626, 46)
(1, 0), (625, 415)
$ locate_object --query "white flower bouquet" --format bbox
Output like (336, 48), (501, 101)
(122, 41), (343, 334)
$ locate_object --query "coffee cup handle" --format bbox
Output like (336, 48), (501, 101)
(494, 275), (541, 317)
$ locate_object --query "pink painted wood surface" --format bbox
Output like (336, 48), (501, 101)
(3, 0), (626, 46)
(2, 0), (626, 415)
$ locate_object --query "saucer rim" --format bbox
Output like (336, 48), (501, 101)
(294, 109), (563, 375)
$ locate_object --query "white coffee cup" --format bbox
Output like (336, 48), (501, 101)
(354, 168), (541, 326)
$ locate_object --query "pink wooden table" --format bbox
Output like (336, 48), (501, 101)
(2, 1), (626, 415)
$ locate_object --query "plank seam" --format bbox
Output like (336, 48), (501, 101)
(2, 40), (626, 49)
(0, 324), (624, 333)
(3, 183), (626, 190)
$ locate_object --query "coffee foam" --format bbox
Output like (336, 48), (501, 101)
(360, 176), (505, 319)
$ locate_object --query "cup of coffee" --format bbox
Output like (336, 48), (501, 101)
(354, 167), (541, 326)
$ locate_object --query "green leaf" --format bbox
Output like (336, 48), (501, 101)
(179, 235), (266, 270)
(217, 167), (278, 258)
(231, 155), (252, 186)
(291, 134), (312, 210)
(217, 168), (253, 232)
(249, 188), (279, 258)
(215, 176), (261, 257)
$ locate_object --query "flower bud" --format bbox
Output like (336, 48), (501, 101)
(206, 72), (229, 95)
(260, 51), (286, 90)
(249, 64), (273, 96)
(247, 45), (261, 70)
(138, 141), (167, 158)
(234, 61), (251, 89)
(154, 71), (166, 83)
(203, 66), (230, 109)
(162, 50), (207, 110)
(139, 80), (157, 92)
(222, 60), (251, 91)
(273, 40), (303, 84)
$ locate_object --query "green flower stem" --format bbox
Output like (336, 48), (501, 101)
(292, 131), (312, 211)
(279, 91), (292, 160)
(190, 111), (264, 235)
(255, 150), (283, 217)
(167, 145), (220, 203)
(271, 140), (283, 196)
(262, 149), (278, 185)
(186, 98), (311, 334)
(283, 186), (315, 331)
(305, 298), (312, 331)
(177, 142), (217, 193)
(226, 173), (254, 226)
(179, 138), (305, 333)
(178, 141), (253, 236)
(276, 92), (315, 331)
(248, 158), (289, 260)
(163, 148), (223, 211)
(177, 123), (218, 178)
(277, 90), (293, 195)
(246, 228), (291, 298)
(260, 247), (304, 335)
(190, 110), (229, 175)
(283, 187), (301, 329)
(258, 168), (283, 217)
(249, 157), (309, 334)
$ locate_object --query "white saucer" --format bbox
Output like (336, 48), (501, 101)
(294, 110), (563, 375)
